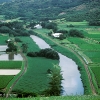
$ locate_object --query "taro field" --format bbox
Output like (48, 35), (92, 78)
(12, 57), (59, 94)
(0, 61), (22, 92)
(11, 36), (59, 95)
(0, 75), (14, 89)
(0, 61), (22, 69)
(66, 33), (100, 94)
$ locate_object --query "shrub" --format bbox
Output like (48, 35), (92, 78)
(15, 38), (22, 42)
(69, 29), (84, 38)
(27, 48), (59, 60)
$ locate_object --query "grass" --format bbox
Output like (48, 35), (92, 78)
(33, 32), (92, 95)
(91, 67), (100, 88)
(0, 35), (8, 45)
(12, 57), (58, 94)
(17, 36), (40, 52)
(12, 36), (59, 94)
(85, 28), (100, 34)
(84, 51), (100, 63)
(67, 37), (88, 46)
(0, 75), (14, 89)
(33, 20), (100, 95)
(1, 95), (100, 100)
(0, 61), (22, 69)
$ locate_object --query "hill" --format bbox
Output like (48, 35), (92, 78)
(0, 0), (100, 21)
(0, 0), (12, 4)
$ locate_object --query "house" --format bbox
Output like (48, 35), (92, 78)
(34, 24), (42, 29)
(52, 33), (63, 38)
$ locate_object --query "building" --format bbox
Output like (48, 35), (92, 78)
(52, 33), (63, 38)
(34, 24), (42, 29)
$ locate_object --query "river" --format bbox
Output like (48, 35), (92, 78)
(30, 35), (84, 95)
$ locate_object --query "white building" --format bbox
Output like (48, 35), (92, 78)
(34, 24), (42, 29)
(52, 33), (63, 38)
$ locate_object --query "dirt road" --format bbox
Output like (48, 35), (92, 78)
(6, 49), (28, 98)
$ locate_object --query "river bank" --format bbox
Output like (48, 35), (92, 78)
(30, 35), (84, 95)
(32, 32), (92, 95)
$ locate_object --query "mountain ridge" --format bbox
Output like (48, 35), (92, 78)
(0, 0), (100, 21)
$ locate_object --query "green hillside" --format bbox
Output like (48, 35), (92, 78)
(0, 0), (100, 21)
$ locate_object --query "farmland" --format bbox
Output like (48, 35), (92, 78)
(0, 60), (22, 91)
(0, 61), (22, 69)
(0, 76), (14, 89)
(33, 20), (100, 95)
(11, 36), (59, 95)
(0, 34), (8, 45)
(0, 19), (100, 100)
(52, 20), (100, 94)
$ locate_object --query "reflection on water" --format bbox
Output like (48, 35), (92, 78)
(0, 45), (7, 51)
(0, 45), (23, 61)
(59, 53), (84, 95)
(9, 52), (14, 60)
(0, 53), (23, 61)
(30, 35), (84, 95)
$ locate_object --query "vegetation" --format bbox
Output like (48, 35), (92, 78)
(33, 32), (92, 95)
(0, 75), (14, 89)
(27, 48), (59, 60)
(0, 21), (30, 36)
(1, 95), (100, 100)
(12, 36), (59, 96)
(6, 41), (17, 52)
(0, 0), (100, 22)
(89, 20), (100, 26)
(21, 43), (28, 53)
(0, 61), (22, 69)
(0, 35), (8, 45)
(69, 29), (84, 38)
(45, 65), (63, 96)
(41, 22), (58, 32)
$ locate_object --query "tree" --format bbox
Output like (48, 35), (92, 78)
(21, 43), (28, 53)
(69, 29), (84, 38)
(45, 64), (63, 96)
(6, 41), (17, 52)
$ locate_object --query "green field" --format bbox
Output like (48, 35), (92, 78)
(0, 35), (8, 45)
(0, 20), (100, 99)
(33, 21), (100, 95)
(12, 57), (58, 94)
(0, 61), (22, 69)
(0, 75), (14, 89)
(12, 36), (59, 94)
(91, 67), (100, 88)
(1, 95), (100, 100)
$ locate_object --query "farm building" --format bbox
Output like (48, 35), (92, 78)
(52, 33), (63, 38)
(34, 24), (42, 29)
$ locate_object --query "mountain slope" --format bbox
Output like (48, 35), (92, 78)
(0, 0), (100, 21)
(0, 0), (12, 4)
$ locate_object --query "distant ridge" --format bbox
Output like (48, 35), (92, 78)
(0, 0), (100, 21)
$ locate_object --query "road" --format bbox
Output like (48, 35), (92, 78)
(6, 48), (28, 98)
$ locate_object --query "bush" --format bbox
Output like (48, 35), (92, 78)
(27, 52), (38, 57)
(89, 20), (100, 26)
(15, 38), (22, 42)
(27, 48), (59, 60)
(69, 29), (84, 38)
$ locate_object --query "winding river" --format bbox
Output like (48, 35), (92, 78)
(30, 35), (84, 95)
